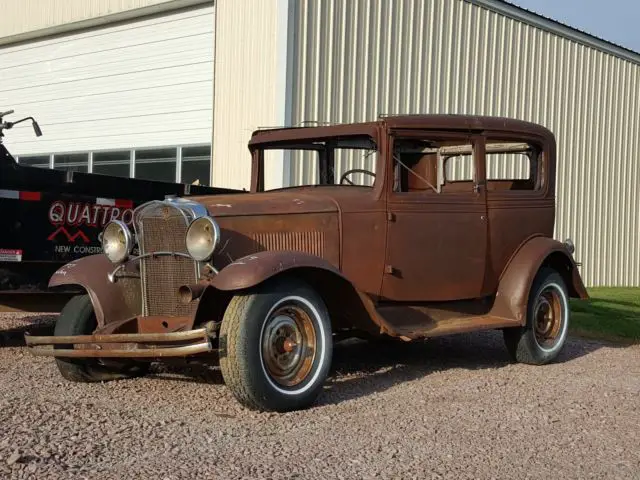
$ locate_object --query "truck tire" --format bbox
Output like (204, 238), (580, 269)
(54, 294), (149, 382)
(219, 278), (333, 412)
(503, 267), (571, 365)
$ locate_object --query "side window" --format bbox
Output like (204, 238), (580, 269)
(485, 140), (542, 191)
(392, 138), (476, 194)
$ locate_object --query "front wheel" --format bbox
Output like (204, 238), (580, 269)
(503, 267), (571, 365)
(219, 278), (333, 412)
(54, 294), (149, 382)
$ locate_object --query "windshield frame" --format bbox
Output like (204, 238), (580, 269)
(250, 129), (383, 194)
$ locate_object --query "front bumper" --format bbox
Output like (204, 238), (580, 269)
(24, 320), (218, 358)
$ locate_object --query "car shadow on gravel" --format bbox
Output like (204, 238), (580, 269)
(2, 315), (628, 406)
(316, 331), (616, 406)
(147, 362), (225, 385)
(0, 315), (56, 347)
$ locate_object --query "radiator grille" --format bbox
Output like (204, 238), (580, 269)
(138, 206), (197, 317)
(252, 231), (325, 257)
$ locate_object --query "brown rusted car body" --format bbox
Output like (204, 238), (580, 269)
(26, 114), (588, 377)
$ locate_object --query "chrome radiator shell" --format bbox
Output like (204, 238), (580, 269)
(133, 199), (206, 317)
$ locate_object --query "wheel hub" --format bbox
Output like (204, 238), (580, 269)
(533, 288), (563, 349)
(261, 305), (316, 388)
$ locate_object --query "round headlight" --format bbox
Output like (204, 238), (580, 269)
(186, 216), (220, 261)
(102, 220), (133, 264)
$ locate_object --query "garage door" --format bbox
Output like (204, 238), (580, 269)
(0, 4), (214, 184)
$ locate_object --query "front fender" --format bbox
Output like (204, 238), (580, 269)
(210, 251), (342, 291)
(49, 255), (139, 327)
(193, 250), (395, 336)
(490, 236), (589, 325)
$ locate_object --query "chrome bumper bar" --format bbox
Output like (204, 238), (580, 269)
(24, 325), (215, 358)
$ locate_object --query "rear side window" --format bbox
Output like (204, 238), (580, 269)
(392, 137), (477, 194)
(485, 140), (542, 191)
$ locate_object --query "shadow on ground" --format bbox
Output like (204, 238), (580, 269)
(316, 330), (621, 406)
(0, 315), (57, 347)
(2, 314), (630, 406)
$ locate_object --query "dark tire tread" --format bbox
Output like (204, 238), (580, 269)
(54, 294), (149, 383)
(219, 294), (264, 410)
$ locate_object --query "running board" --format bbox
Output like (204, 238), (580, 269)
(376, 305), (520, 340)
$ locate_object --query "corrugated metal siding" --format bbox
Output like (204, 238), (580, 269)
(289, 0), (640, 287)
(0, 0), (183, 39)
(211, 0), (281, 189)
(1, 6), (214, 154)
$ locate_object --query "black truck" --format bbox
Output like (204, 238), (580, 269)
(0, 109), (240, 303)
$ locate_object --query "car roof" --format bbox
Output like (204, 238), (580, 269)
(249, 114), (554, 146)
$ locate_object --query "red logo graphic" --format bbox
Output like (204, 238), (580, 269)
(47, 227), (90, 243)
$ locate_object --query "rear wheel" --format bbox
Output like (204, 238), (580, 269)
(54, 294), (149, 382)
(219, 278), (333, 412)
(503, 268), (570, 365)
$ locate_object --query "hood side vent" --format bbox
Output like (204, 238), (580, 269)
(252, 231), (325, 257)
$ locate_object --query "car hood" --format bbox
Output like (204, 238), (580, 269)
(189, 191), (339, 218)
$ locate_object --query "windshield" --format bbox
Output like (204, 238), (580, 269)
(259, 136), (379, 191)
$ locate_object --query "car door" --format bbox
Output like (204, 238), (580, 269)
(381, 131), (489, 302)
(482, 133), (555, 292)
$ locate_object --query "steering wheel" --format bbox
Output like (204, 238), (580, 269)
(339, 169), (376, 185)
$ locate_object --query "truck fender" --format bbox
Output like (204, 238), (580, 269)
(490, 236), (589, 325)
(49, 254), (138, 328)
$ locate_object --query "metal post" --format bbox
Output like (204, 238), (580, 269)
(130, 149), (135, 178)
(176, 146), (183, 183)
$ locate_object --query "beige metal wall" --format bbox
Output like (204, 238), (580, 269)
(0, 0), (211, 44)
(212, 0), (290, 190)
(288, 0), (640, 287)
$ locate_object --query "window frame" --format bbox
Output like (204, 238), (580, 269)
(387, 129), (486, 199)
(482, 132), (548, 198)
(254, 135), (382, 193)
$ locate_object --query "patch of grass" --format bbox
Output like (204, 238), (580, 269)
(570, 288), (640, 344)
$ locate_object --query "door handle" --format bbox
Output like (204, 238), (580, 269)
(473, 181), (486, 194)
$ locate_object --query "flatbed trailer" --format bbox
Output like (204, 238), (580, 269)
(0, 110), (242, 306)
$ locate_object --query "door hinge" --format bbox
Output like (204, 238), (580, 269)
(384, 265), (396, 275)
(387, 212), (396, 222)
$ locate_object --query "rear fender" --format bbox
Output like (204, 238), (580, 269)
(49, 254), (140, 328)
(490, 236), (589, 325)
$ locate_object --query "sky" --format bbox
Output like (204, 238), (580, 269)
(509, 0), (640, 53)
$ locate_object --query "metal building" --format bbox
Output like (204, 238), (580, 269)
(2, 0), (640, 287)
(213, 0), (640, 287)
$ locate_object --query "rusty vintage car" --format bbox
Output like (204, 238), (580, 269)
(25, 115), (588, 412)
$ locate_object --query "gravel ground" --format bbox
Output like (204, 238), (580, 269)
(1, 312), (639, 480)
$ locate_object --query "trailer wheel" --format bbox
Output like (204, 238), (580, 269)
(219, 278), (333, 412)
(54, 294), (149, 382)
(503, 267), (571, 365)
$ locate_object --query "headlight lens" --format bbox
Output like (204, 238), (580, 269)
(102, 220), (133, 263)
(186, 216), (220, 261)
